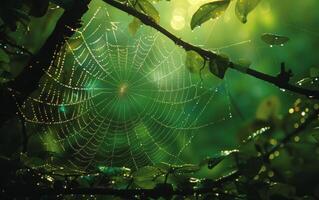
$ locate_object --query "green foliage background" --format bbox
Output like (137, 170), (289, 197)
(1, 0), (319, 199)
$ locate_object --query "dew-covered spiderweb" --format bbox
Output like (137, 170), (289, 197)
(18, 6), (234, 171)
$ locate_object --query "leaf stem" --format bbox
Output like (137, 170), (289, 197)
(103, 0), (319, 100)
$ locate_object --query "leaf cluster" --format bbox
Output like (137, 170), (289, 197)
(1, 98), (319, 199)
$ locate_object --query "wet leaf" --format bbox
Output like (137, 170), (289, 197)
(97, 166), (131, 176)
(155, 162), (200, 174)
(77, 174), (99, 187)
(237, 58), (251, 68)
(174, 164), (200, 173)
(136, 0), (160, 23)
(20, 153), (46, 169)
(191, 0), (230, 30)
(235, 0), (261, 23)
(206, 157), (224, 169)
(128, 17), (143, 36)
(132, 166), (163, 189)
(201, 149), (239, 169)
(133, 166), (164, 180)
(261, 33), (290, 46)
(50, 0), (75, 10)
(185, 50), (205, 74)
(208, 55), (230, 79)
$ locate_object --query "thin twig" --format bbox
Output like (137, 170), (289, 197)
(103, 0), (319, 100)
(266, 109), (319, 157)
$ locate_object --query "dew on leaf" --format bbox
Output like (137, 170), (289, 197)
(261, 33), (290, 46)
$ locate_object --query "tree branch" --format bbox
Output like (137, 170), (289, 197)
(103, 0), (319, 100)
(266, 109), (319, 157)
(0, 0), (91, 126)
(3, 172), (241, 199)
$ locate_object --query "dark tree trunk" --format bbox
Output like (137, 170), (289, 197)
(0, 0), (91, 127)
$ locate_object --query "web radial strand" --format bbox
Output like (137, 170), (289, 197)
(19, 7), (232, 171)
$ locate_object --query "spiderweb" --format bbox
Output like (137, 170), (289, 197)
(18, 6), (233, 171)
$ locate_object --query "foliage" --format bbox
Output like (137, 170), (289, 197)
(190, 0), (231, 30)
(1, 99), (319, 199)
(191, 0), (261, 30)
(1, 0), (319, 199)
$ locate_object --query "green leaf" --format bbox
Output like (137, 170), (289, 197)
(201, 149), (239, 169)
(128, 17), (143, 36)
(208, 55), (230, 79)
(190, 0), (230, 30)
(20, 153), (46, 169)
(155, 162), (171, 172)
(155, 162), (200, 174)
(132, 166), (164, 189)
(206, 157), (224, 169)
(261, 33), (290, 46)
(235, 0), (261, 23)
(136, 0), (160, 23)
(133, 166), (164, 179)
(237, 58), (251, 68)
(50, 0), (75, 10)
(185, 50), (205, 74)
(173, 164), (200, 174)
(0, 49), (10, 64)
(97, 166), (131, 176)
(77, 174), (98, 187)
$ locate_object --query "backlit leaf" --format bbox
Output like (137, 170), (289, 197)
(136, 0), (160, 23)
(50, 0), (75, 10)
(174, 164), (200, 174)
(132, 166), (164, 189)
(191, 0), (230, 30)
(20, 153), (46, 169)
(155, 162), (200, 174)
(185, 50), (205, 74)
(128, 17), (143, 36)
(261, 33), (290, 46)
(235, 0), (261, 23)
(97, 166), (131, 176)
(201, 149), (239, 169)
(208, 55), (230, 79)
